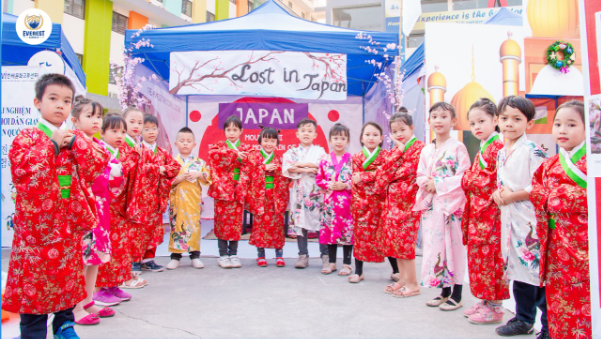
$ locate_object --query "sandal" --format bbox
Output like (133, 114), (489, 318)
(348, 274), (364, 283)
(393, 286), (421, 298)
(439, 298), (463, 311)
(426, 295), (449, 307)
(75, 313), (100, 326)
(384, 283), (403, 294)
(256, 257), (267, 267)
(275, 257), (285, 267)
(321, 263), (337, 275)
(120, 278), (146, 289)
(338, 265), (353, 276)
(83, 302), (115, 318)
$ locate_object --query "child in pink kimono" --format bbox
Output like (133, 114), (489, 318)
(316, 123), (354, 276)
(414, 102), (471, 311)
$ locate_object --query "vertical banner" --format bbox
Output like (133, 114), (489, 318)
(1, 66), (42, 247)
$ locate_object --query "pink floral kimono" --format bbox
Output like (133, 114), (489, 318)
(414, 138), (471, 288)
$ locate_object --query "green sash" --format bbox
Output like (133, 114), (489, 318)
(37, 121), (54, 139)
(106, 146), (120, 159)
(559, 143), (587, 189)
(227, 139), (241, 181)
(37, 122), (71, 199)
(403, 136), (417, 153)
(261, 149), (274, 189)
(478, 133), (500, 169)
(125, 134), (137, 148)
(362, 146), (380, 170)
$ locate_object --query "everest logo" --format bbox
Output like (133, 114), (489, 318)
(16, 9), (52, 45)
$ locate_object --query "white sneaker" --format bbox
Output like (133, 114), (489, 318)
(229, 255), (242, 268)
(218, 256), (232, 268)
(166, 259), (180, 270)
(191, 258), (205, 269)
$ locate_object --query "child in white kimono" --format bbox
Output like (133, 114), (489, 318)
(413, 102), (470, 311)
(282, 118), (328, 269)
(493, 96), (549, 338)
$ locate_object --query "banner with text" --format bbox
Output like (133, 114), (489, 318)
(169, 51), (347, 101)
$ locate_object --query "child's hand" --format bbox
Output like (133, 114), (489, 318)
(237, 151), (248, 160)
(307, 168), (318, 175)
(159, 166), (166, 175)
(265, 163), (277, 172)
(327, 181), (337, 190)
(425, 178), (436, 193)
(352, 172), (362, 184)
(392, 137), (404, 150)
(334, 181), (348, 191)
(61, 135), (74, 148)
(492, 189), (505, 206)
(499, 186), (513, 205)
(51, 129), (72, 148)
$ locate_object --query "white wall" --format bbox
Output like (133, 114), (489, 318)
(11, 0), (34, 16)
(207, 0), (215, 14)
(61, 14), (85, 55)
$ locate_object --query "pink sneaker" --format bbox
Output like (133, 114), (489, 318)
(468, 303), (504, 324)
(464, 300), (485, 318)
(93, 288), (122, 307)
(106, 287), (132, 301)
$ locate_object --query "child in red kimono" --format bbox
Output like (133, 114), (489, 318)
(461, 98), (509, 324)
(530, 101), (591, 339)
(2, 74), (109, 339)
(349, 122), (390, 283)
(95, 114), (140, 303)
(138, 114), (180, 272)
(374, 112), (425, 297)
(242, 127), (290, 267)
(208, 115), (251, 269)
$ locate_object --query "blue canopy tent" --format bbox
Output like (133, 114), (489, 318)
(2, 12), (86, 88)
(124, 0), (398, 98)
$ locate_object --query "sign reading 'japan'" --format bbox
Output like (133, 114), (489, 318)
(169, 50), (347, 100)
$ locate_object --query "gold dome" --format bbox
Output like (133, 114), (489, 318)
(428, 70), (447, 90)
(450, 81), (496, 130)
(527, 0), (579, 38)
(500, 35), (522, 60)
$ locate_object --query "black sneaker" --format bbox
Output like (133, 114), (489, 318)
(495, 317), (534, 336)
(536, 331), (550, 339)
(141, 260), (165, 272)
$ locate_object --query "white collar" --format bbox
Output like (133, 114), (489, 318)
(564, 140), (586, 157)
(39, 117), (66, 132)
(400, 134), (417, 148)
(480, 131), (500, 147)
(143, 141), (156, 150)
(104, 143), (117, 154)
(179, 154), (194, 162)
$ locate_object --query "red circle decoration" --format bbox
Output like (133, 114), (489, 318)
(328, 110), (340, 122)
(189, 110), (201, 122)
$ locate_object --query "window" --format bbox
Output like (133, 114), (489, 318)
(182, 0), (192, 16)
(407, 33), (424, 48)
(420, 0), (448, 13)
(504, 0), (522, 5)
(76, 54), (83, 65)
(332, 4), (382, 31)
(64, 0), (85, 19)
(207, 11), (215, 22)
(451, 0), (491, 10)
(109, 66), (123, 85)
(112, 12), (128, 34)
(248, 1), (254, 12)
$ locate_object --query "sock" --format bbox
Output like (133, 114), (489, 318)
(488, 300), (502, 307)
(343, 245), (353, 265)
(328, 244), (337, 263)
(354, 259), (364, 276)
(388, 257), (399, 274)
(441, 286), (452, 298)
(449, 284), (463, 303)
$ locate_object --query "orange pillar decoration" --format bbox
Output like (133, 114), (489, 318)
(236, 0), (248, 17)
(128, 11), (149, 30)
(427, 66), (447, 108)
(499, 32), (522, 97)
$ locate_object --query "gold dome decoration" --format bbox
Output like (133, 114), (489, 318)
(527, 0), (579, 38)
(428, 66), (447, 90)
(500, 32), (522, 60)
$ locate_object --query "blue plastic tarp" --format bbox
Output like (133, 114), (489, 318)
(2, 12), (86, 87)
(124, 0), (399, 96)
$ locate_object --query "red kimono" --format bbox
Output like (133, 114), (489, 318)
(96, 145), (139, 287)
(351, 147), (388, 263)
(461, 134), (509, 301)
(208, 140), (251, 241)
(530, 149), (591, 339)
(140, 145), (180, 257)
(374, 138), (424, 259)
(242, 150), (290, 249)
(3, 127), (109, 314)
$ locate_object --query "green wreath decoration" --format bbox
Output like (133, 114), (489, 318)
(546, 40), (576, 74)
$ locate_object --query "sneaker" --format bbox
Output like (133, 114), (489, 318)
(54, 321), (80, 339)
(92, 288), (121, 307)
(275, 257), (286, 267)
(218, 256), (232, 268)
(468, 303), (504, 324)
(257, 257), (268, 267)
(464, 300), (485, 318)
(166, 259), (180, 270)
(295, 254), (309, 269)
(141, 260), (165, 272)
(536, 331), (550, 339)
(105, 287), (132, 301)
(191, 258), (205, 269)
(495, 317), (534, 336)
(131, 262), (142, 276)
(229, 255), (242, 268)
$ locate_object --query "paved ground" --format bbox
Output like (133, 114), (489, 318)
(40, 256), (523, 339)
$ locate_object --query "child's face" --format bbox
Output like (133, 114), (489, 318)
(330, 133), (349, 153)
(142, 122), (158, 144)
(175, 132), (196, 155)
(361, 125), (383, 150)
(553, 107), (585, 151)
(125, 110), (144, 137)
(296, 123), (317, 146)
(101, 123), (127, 149)
(72, 105), (102, 137)
(34, 84), (73, 128)
(390, 121), (414, 144)
(224, 124), (243, 143)
(261, 136), (278, 153)
(428, 108), (456, 136)
(499, 106), (533, 142)
(468, 108), (498, 141)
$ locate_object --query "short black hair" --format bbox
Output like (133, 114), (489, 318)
(498, 96), (535, 121)
(389, 112), (413, 128)
(143, 114), (159, 127)
(177, 126), (195, 139)
(71, 98), (104, 120)
(360, 121), (384, 147)
(258, 126), (280, 145)
(224, 115), (243, 130)
(102, 113), (127, 132)
(396, 106), (409, 113)
(469, 98), (499, 132)
(329, 123), (350, 139)
(429, 102), (456, 118)
(35, 73), (75, 101)
(297, 118), (317, 130)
